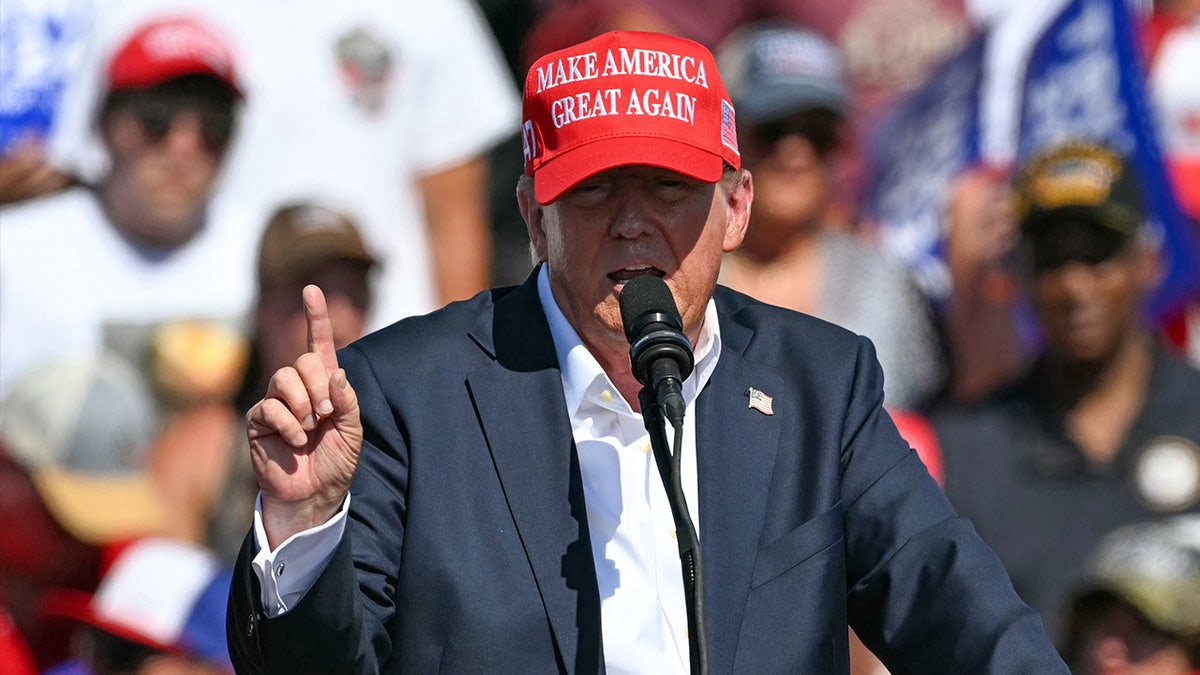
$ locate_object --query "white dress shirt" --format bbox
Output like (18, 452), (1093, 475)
(252, 265), (721, 674)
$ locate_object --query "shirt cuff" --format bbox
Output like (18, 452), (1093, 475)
(250, 492), (350, 618)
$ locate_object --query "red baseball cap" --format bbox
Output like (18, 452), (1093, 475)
(107, 16), (242, 97)
(521, 31), (741, 205)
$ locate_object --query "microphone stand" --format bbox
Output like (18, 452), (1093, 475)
(639, 388), (708, 675)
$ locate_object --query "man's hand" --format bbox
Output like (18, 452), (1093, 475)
(0, 141), (72, 204)
(945, 166), (1017, 292)
(247, 285), (364, 549)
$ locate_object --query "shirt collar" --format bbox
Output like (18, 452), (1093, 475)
(536, 265), (722, 417)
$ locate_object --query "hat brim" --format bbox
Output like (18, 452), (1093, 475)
(41, 588), (184, 657)
(259, 250), (378, 289)
(532, 135), (727, 205)
(1073, 583), (1200, 638)
(1020, 204), (1140, 238)
(734, 83), (848, 124)
(32, 467), (165, 546)
(109, 60), (243, 98)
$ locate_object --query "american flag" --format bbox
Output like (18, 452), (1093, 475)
(721, 100), (739, 155)
(747, 387), (773, 416)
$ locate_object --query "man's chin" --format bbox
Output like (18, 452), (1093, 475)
(592, 301), (628, 340)
(139, 202), (205, 246)
(153, 189), (205, 210)
(1051, 340), (1113, 366)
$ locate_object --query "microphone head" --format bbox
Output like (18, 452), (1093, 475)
(618, 275), (694, 387)
(618, 275), (682, 343)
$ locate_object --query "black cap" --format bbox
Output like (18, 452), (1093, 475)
(1017, 141), (1144, 237)
(1016, 142), (1145, 270)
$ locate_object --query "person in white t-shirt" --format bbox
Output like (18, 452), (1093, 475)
(0, 15), (257, 401)
(49, 0), (522, 329)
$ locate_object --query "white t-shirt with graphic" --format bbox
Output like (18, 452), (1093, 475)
(0, 187), (258, 395)
(50, 0), (521, 328)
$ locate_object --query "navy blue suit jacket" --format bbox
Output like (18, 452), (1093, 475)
(228, 272), (1067, 674)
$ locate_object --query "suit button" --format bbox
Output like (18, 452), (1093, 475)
(247, 613), (255, 636)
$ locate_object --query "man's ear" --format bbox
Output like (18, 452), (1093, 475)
(517, 180), (548, 262)
(722, 169), (753, 253)
(97, 113), (119, 153)
(1133, 235), (1164, 296)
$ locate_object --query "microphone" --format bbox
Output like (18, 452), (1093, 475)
(618, 275), (694, 427)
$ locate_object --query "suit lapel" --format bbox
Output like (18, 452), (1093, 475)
(466, 275), (603, 674)
(463, 280), (785, 673)
(696, 300), (784, 672)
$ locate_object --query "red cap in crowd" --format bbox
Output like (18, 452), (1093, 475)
(107, 16), (242, 96)
(521, 31), (740, 205)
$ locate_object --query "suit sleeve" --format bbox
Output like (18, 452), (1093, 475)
(838, 336), (1068, 674)
(227, 344), (407, 674)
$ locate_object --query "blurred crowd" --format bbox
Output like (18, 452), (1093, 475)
(1, 0), (1197, 673)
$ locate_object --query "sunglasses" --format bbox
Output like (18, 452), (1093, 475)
(746, 108), (842, 157)
(127, 96), (235, 152)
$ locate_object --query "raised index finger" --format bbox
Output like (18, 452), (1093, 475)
(304, 284), (339, 372)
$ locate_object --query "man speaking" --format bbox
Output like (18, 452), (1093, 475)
(227, 31), (1067, 674)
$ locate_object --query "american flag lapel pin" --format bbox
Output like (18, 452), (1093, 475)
(746, 387), (774, 416)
